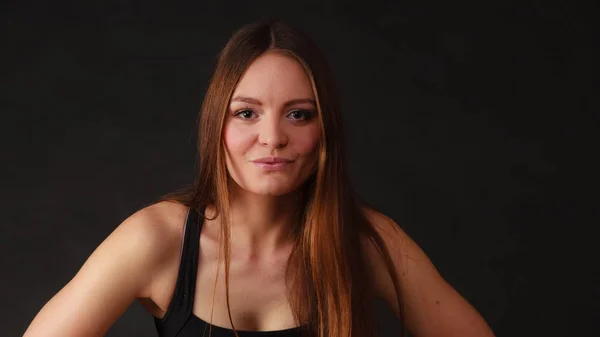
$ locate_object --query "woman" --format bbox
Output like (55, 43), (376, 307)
(23, 20), (495, 337)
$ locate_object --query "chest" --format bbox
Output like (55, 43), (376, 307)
(192, 246), (298, 331)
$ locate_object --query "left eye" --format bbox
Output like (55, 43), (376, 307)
(287, 110), (312, 120)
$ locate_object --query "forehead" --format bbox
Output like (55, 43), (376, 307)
(232, 51), (315, 102)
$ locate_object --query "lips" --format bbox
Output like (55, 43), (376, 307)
(250, 157), (293, 164)
(250, 157), (293, 171)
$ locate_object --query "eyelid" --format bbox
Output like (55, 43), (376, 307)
(233, 107), (252, 114)
(289, 108), (314, 114)
(231, 107), (314, 120)
(286, 108), (314, 121)
(232, 108), (258, 119)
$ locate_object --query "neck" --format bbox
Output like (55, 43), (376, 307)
(217, 181), (304, 259)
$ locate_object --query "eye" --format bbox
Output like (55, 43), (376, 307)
(287, 109), (313, 121)
(233, 109), (257, 120)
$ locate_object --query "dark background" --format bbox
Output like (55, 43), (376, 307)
(2, 1), (598, 336)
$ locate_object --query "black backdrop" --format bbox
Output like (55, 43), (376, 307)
(2, 1), (598, 336)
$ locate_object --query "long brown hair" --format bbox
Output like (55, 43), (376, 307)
(160, 19), (407, 337)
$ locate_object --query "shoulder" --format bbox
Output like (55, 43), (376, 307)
(21, 201), (191, 337)
(359, 208), (412, 310)
(361, 208), (421, 278)
(122, 200), (189, 243)
(115, 200), (190, 301)
(76, 200), (191, 303)
(361, 207), (410, 254)
(360, 207), (429, 277)
(360, 206), (440, 302)
(360, 207), (496, 337)
(112, 201), (189, 272)
(82, 200), (190, 298)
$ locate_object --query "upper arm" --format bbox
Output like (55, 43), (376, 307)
(364, 209), (496, 337)
(23, 202), (182, 337)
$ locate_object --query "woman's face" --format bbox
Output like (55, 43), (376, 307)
(223, 51), (320, 196)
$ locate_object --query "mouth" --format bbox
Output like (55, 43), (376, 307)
(251, 156), (293, 164)
(250, 157), (294, 171)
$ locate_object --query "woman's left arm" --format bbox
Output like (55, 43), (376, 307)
(366, 210), (496, 337)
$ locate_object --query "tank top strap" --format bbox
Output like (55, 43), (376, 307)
(154, 206), (201, 336)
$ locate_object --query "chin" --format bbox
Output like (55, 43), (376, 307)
(243, 177), (305, 196)
(250, 184), (295, 196)
(229, 171), (313, 197)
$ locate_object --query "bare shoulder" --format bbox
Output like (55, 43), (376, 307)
(119, 201), (189, 258)
(360, 207), (496, 337)
(361, 207), (422, 282)
(22, 200), (189, 337)
(116, 200), (191, 300)
(359, 207), (412, 308)
(97, 200), (188, 277)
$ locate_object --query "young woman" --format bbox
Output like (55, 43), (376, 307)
(23, 20), (495, 337)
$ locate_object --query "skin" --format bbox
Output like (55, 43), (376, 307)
(22, 51), (495, 337)
(224, 52), (320, 198)
(220, 51), (321, 253)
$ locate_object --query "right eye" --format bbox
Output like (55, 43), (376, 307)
(233, 109), (257, 119)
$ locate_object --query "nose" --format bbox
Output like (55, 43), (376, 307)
(258, 114), (288, 149)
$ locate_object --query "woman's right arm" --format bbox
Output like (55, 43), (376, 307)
(23, 204), (180, 337)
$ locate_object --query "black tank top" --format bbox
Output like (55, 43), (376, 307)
(153, 208), (404, 337)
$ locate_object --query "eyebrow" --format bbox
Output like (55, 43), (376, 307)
(231, 96), (316, 108)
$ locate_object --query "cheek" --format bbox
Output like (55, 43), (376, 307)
(223, 123), (254, 156)
(291, 124), (321, 155)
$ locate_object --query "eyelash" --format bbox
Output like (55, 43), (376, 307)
(232, 109), (314, 121)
